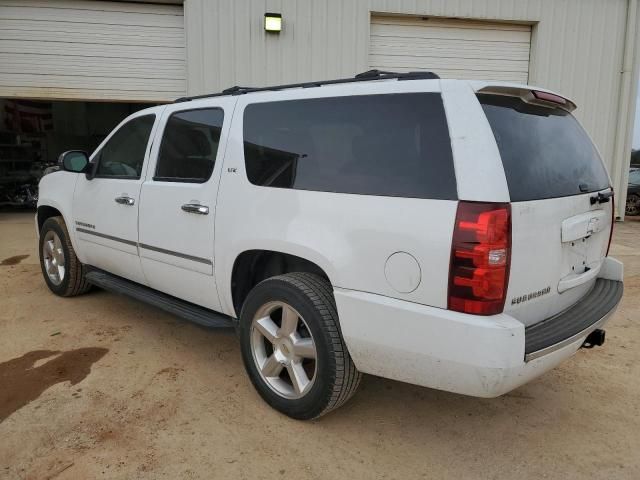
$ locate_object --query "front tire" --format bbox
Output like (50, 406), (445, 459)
(239, 273), (361, 420)
(39, 216), (91, 297)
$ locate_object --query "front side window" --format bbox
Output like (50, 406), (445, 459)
(95, 114), (155, 179)
(242, 93), (457, 199)
(154, 108), (224, 182)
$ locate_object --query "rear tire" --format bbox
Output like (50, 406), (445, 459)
(39, 216), (91, 297)
(239, 272), (361, 420)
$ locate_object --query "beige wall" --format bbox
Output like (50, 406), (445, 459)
(184, 0), (640, 217)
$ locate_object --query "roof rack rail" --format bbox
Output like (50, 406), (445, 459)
(221, 85), (251, 94)
(174, 69), (439, 103)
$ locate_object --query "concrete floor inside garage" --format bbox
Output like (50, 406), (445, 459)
(0, 211), (639, 479)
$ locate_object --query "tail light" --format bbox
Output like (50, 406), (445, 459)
(448, 202), (511, 315)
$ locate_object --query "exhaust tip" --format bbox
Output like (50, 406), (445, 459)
(582, 329), (606, 349)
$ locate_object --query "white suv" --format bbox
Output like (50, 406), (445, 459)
(37, 71), (624, 419)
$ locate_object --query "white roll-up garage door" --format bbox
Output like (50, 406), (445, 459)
(0, 0), (185, 102)
(370, 16), (531, 83)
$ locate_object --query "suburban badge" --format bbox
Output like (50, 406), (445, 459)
(511, 286), (551, 305)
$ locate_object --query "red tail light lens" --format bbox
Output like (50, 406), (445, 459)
(448, 202), (511, 315)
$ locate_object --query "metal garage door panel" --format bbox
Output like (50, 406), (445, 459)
(370, 16), (531, 84)
(0, 0), (185, 102)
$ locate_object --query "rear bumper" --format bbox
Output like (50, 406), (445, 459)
(334, 258), (623, 398)
(524, 278), (623, 360)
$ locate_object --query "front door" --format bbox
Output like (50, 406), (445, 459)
(73, 112), (159, 284)
(138, 100), (234, 311)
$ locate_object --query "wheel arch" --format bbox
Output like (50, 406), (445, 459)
(37, 204), (64, 232)
(229, 249), (334, 317)
(36, 200), (85, 263)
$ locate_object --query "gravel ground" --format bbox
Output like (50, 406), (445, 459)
(0, 211), (639, 480)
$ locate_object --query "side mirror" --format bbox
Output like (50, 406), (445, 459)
(59, 150), (89, 173)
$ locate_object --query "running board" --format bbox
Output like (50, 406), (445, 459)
(85, 268), (235, 330)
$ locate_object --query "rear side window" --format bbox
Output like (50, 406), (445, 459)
(479, 94), (609, 201)
(155, 108), (224, 182)
(243, 93), (457, 199)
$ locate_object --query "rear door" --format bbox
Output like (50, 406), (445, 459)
(478, 93), (613, 326)
(138, 99), (234, 311)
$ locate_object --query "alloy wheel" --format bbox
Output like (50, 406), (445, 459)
(250, 301), (318, 399)
(42, 230), (65, 286)
(626, 195), (640, 216)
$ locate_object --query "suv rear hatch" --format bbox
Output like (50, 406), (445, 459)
(478, 89), (613, 326)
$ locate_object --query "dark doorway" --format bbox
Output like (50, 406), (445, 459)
(0, 99), (152, 207)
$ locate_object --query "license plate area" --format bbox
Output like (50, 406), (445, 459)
(562, 237), (591, 277)
(559, 210), (608, 291)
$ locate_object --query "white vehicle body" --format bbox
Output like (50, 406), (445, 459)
(37, 76), (624, 399)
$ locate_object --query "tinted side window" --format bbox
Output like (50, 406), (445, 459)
(155, 108), (224, 182)
(479, 94), (610, 201)
(243, 93), (457, 199)
(95, 115), (155, 178)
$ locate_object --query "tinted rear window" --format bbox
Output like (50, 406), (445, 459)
(479, 94), (609, 202)
(243, 93), (456, 199)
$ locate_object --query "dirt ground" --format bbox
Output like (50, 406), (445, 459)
(0, 211), (638, 480)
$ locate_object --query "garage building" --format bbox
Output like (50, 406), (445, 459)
(0, 0), (639, 218)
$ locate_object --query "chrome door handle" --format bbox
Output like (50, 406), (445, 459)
(181, 203), (209, 215)
(115, 196), (135, 206)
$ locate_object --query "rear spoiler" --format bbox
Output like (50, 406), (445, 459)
(476, 85), (577, 113)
